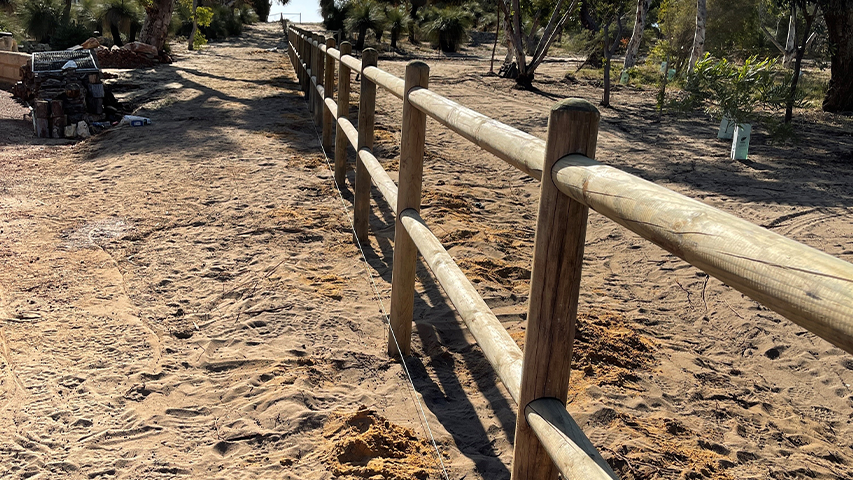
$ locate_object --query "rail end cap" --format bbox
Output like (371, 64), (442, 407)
(552, 98), (600, 116)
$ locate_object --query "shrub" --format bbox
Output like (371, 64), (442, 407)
(422, 6), (471, 52)
(345, 0), (383, 50)
(384, 6), (407, 49)
(685, 54), (803, 126)
(50, 19), (93, 49)
(18, 0), (62, 43)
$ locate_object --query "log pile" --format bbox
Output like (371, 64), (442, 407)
(19, 50), (106, 138)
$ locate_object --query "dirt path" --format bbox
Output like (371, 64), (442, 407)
(2, 22), (853, 480)
(0, 24), (485, 479)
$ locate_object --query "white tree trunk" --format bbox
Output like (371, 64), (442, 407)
(687, 0), (707, 74)
(624, 0), (651, 69)
(783, 12), (797, 67)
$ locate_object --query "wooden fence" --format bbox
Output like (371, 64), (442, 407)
(286, 25), (853, 480)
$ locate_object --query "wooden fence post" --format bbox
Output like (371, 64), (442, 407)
(334, 41), (352, 187)
(387, 61), (430, 358)
(323, 37), (336, 153)
(511, 98), (600, 480)
(354, 49), (378, 242)
(315, 35), (326, 126)
(307, 33), (315, 111)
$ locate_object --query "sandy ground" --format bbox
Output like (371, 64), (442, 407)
(2, 22), (853, 480)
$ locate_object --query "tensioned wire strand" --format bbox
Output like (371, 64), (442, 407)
(293, 56), (450, 480)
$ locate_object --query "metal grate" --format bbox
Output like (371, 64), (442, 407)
(32, 50), (101, 75)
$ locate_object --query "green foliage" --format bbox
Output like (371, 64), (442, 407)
(238, 4), (258, 24)
(422, 6), (472, 52)
(0, 10), (21, 37)
(18, 0), (62, 43)
(384, 5), (407, 48)
(251, 0), (270, 22)
(705, 0), (761, 56)
(345, 0), (383, 49)
(50, 20), (94, 49)
(685, 53), (802, 125)
(96, 0), (142, 32)
(651, 0), (695, 72)
(174, 1), (253, 42)
(195, 5), (213, 26)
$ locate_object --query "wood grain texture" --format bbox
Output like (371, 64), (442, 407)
(354, 49), (378, 243)
(552, 154), (853, 355)
(322, 37), (336, 152)
(525, 398), (619, 480)
(334, 42), (352, 187)
(388, 61), (429, 358)
(512, 98), (599, 480)
(363, 66), (405, 100)
(407, 88), (546, 180)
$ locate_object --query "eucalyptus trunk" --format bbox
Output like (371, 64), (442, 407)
(687, 0), (707, 75)
(623, 0), (651, 69)
(822, 0), (853, 112)
(188, 0), (198, 51)
(139, 0), (175, 52)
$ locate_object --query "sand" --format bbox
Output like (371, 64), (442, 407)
(1, 22), (853, 479)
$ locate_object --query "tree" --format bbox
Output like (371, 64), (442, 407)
(820, 0), (853, 112)
(345, 0), (383, 50)
(385, 6), (407, 49)
(496, 0), (580, 87)
(97, 0), (143, 47)
(139, 0), (174, 51)
(423, 6), (472, 52)
(254, 0), (271, 22)
(780, 0), (820, 122)
(408, 0), (426, 43)
(19, 0), (62, 43)
(686, 0), (706, 74)
(623, 0), (651, 68)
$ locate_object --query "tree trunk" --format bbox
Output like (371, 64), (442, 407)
(602, 28), (612, 106)
(110, 23), (124, 47)
(687, 0), (707, 74)
(63, 0), (71, 23)
(129, 22), (139, 43)
(139, 0), (175, 52)
(786, 4), (816, 123)
(624, 0), (651, 69)
(356, 26), (367, 50)
(783, 11), (797, 67)
(188, 0), (198, 51)
(822, 0), (853, 112)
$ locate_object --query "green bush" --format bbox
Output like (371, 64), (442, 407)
(345, 0), (383, 50)
(685, 54), (802, 126)
(384, 6), (407, 49)
(18, 0), (62, 43)
(422, 6), (471, 52)
(50, 20), (93, 49)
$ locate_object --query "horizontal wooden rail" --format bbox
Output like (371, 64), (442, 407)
(399, 208), (617, 480)
(364, 66), (406, 100)
(287, 25), (853, 480)
(358, 149), (399, 212)
(341, 54), (362, 73)
(337, 117), (359, 148)
(407, 88), (546, 180)
(525, 398), (618, 480)
(288, 29), (614, 480)
(324, 98), (337, 118)
(553, 154), (853, 355)
(399, 209), (524, 402)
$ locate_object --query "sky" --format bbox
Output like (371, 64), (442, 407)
(268, 0), (323, 24)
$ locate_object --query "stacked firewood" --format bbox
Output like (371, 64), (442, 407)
(27, 65), (105, 138)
